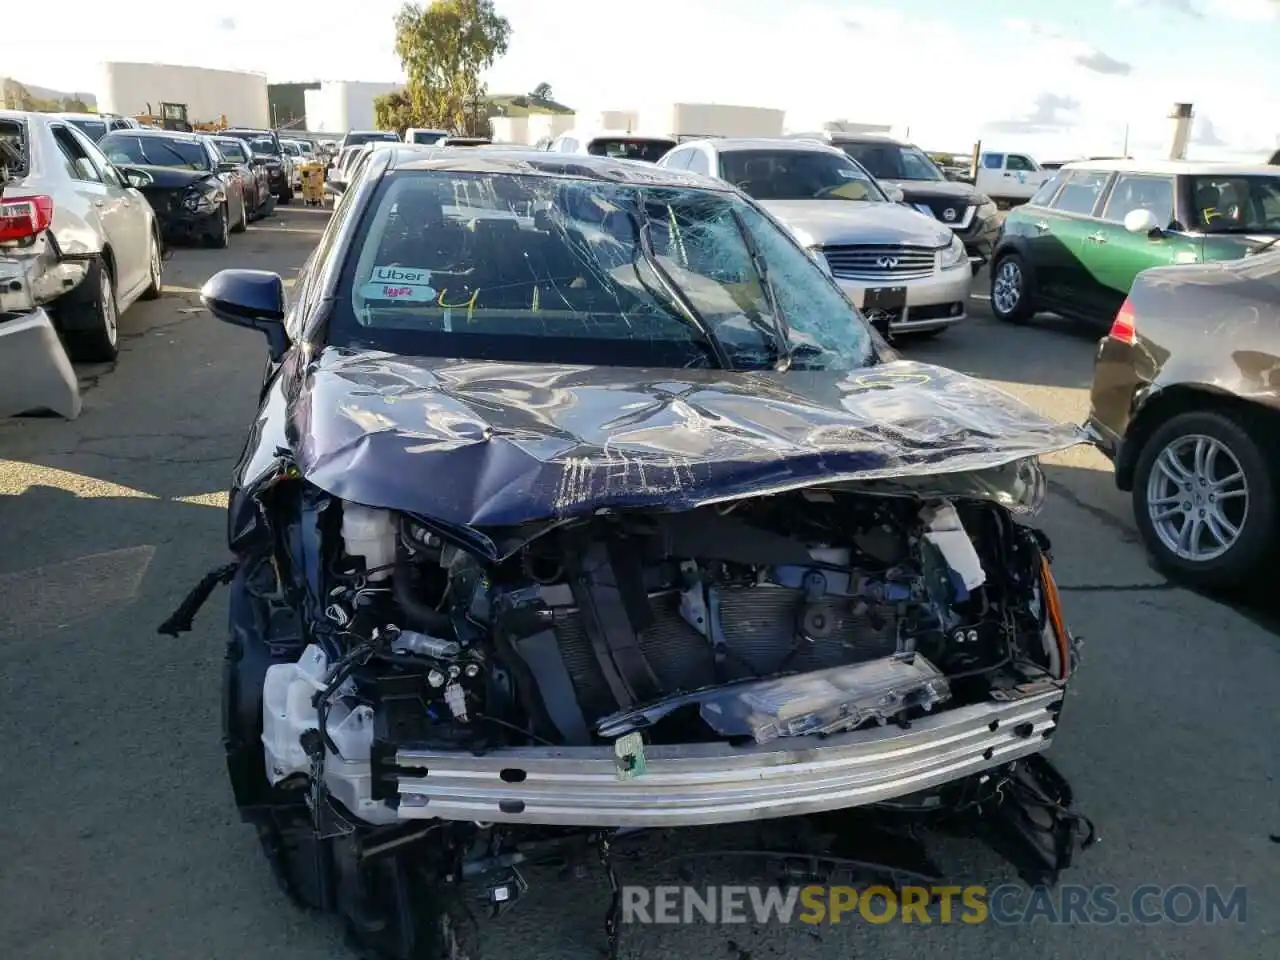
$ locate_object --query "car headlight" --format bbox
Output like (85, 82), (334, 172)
(976, 196), (999, 220)
(183, 185), (222, 213)
(940, 234), (967, 269)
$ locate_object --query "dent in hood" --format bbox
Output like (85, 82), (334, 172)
(758, 199), (952, 248)
(240, 351), (1085, 533)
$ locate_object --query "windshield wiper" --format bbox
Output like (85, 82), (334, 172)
(1250, 236), (1280, 255)
(729, 208), (794, 371)
(626, 207), (733, 369)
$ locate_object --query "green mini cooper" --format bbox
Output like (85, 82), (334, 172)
(989, 160), (1280, 324)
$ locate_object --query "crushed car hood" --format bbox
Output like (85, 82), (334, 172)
(272, 350), (1085, 528)
(758, 199), (952, 248)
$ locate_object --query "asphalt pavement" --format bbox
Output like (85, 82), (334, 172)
(1, 207), (1276, 960)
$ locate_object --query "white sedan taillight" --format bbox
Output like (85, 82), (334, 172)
(0, 195), (54, 245)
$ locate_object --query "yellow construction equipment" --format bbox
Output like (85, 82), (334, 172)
(131, 102), (227, 133)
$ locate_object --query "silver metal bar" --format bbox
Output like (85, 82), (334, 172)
(393, 689), (1063, 827)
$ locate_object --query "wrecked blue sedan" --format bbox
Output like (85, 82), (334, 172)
(165, 149), (1095, 960)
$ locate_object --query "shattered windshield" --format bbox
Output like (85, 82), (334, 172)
(334, 170), (876, 370)
(720, 150), (885, 202)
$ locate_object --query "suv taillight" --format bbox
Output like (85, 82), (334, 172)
(0, 195), (54, 244)
(1109, 296), (1136, 345)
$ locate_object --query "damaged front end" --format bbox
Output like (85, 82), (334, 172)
(163, 354), (1095, 959)
(197, 483), (1087, 958)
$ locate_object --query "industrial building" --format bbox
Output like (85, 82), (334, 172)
(267, 82), (321, 127)
(95, 62), (269, 128)
(304, 81), (401, 135)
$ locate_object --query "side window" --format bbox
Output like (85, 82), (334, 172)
(75, 129), (125, 187)
(50, 125), (102, 183)
(660, 148), (691, 170)
(685, 149), (711, 176)
(982, 153), (1004, 170)
(1101, 174), (1174, 227)
(1050, 170), (1111, 216)
(1006, 154), (1036, 172)
(1029, 174), (1063, 207)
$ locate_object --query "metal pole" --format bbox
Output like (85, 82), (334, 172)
(1122, 123), (1130, 157)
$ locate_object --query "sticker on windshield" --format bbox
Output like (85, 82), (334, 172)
(370, 265), (433, 286)
(837, 169), (865, 179)
(361, 281), (438, 302)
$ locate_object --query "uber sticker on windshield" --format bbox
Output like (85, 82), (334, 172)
(363, 265), (437, 302)
(836, 169), (864, 179)
(371, 265), (433, 286)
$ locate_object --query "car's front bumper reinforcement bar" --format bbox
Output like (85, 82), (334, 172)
(391, 689), (1063, 827)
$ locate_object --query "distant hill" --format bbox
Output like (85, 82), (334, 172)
(487, 93), (572, 118)
(1, 77), (97, 111)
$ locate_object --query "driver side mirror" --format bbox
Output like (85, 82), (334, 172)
(201, 269), (289, 360)
(325, 180), (348, 196)
(117, 165), (154, 189)
(1123, 208), (1163, 237)
(883, 184), (906, 203)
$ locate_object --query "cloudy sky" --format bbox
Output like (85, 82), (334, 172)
(6, 0), (1278, 159)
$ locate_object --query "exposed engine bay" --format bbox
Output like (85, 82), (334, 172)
(181, 481), (1091, 960)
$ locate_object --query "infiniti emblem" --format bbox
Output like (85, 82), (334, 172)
(876, 257), (899, 269)
(942, 207), (957, 222)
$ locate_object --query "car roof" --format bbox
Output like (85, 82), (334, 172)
(682, 137), (849, 156)
(384, 147), (735, 189)
(51, 112), (109, 122)
(1061, 158), (1280, 176)
(104, 128), (203, 143)
(789, 131), (907, 146)
(561, 129), (676, 141)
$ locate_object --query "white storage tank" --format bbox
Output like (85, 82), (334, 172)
(526, 113), (574, 145)
(641, 103), (786, 139)
(490, 117), (529, 143)
(304, 81), (401, 134)
(96, 62), (269, 128)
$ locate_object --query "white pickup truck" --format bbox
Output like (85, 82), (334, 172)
(973, 151), (1053, 207)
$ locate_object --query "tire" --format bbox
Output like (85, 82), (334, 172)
(140, 229), (163, 301)
(1131, 409), (1276, 588)
(231, 196), (247, 233)
(278, 184), (293, 205)
(60, 258), (120, 363)
(207, 205), (230, 249)
(990, 253), (1035, 324)
(260, 194), (277, 219)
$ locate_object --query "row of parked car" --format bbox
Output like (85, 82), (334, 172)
(0, 110), (322, 376)
(317, 127), (1280, 589)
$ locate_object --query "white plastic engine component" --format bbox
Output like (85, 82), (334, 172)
(341, 503), (397, 581)
(261, 644), (395, 824)
(921, 502), (987, 590)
